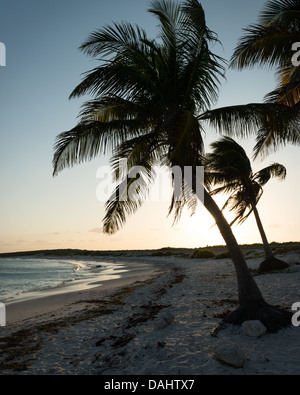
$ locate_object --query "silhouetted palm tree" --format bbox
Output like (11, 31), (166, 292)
(206, 136), (289, 272)
(200, 1), (300, 158)
(230, 0), (300, 106)
(53, 0), (292, 331)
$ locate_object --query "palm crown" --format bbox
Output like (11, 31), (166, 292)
(206, 136), (287, 226)
(199, 0), (300, 159)
(53, 0), (225, 233)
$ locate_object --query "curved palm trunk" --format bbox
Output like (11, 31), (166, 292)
(200, 189), (292, 332)
(202, 189), (292, 332)
(250, 202), (273, 258)
(203, 189), (264, 306)
(249, 198), (289, 273)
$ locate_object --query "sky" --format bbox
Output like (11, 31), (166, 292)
(0, 0), (299, 253)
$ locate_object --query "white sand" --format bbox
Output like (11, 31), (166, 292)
(1, 254), (300, 375)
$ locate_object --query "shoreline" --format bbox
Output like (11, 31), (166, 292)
(1, 252), (300, 375)
(2, 258), (128, 306)
(4, 257), (162, 331)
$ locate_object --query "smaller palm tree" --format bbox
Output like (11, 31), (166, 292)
(205, 136), (289, 272)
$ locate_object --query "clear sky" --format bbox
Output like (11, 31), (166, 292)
(0, 0), (299, 253)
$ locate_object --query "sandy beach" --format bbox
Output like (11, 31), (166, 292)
(1, 250), (300, 375)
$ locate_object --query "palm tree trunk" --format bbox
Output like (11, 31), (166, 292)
(249, 199), (289, 273)
(202, 188), (292, 333)
(203, 189), (264, 307)
(250, 201), (273, 258)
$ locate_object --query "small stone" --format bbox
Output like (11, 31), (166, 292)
(154, 312), (175, 330)
(242, 320), (267, 337)
(213, 340), (245, 368)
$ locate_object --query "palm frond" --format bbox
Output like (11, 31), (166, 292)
(253, 162), (287, 186)
(259, 0), (300, 25)
(222, 191), (251, 225)
(52, 120), (145, 176)
(180, 1), (226, 110)
(253, 102), (300, 157)
(208, 137), (251, 174)
(148, 0), (182, 51)
(230, 0), (300, 111)
(200, 102), (300, 154)
(167, 164), (199, 224)
(205, 136), (286, 227)
(209, 181), (242, 196)
(103, 174), (149, 234)
(69, 60), (157, 101)
(230, 23), (299, 69)
(102, 128), (168, 234)
(228, 197), (255, 226)
(199, 103), (273, 137)
(110, 131), (166, 181)
(79, 21), (149, 59)
(264, 65), (300, 105)
(53, 122), (110, 176)
(103, 158), (156, 234)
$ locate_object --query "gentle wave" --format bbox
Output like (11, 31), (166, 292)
(61, 260), (87, 270)
(0, 258), (126, 303)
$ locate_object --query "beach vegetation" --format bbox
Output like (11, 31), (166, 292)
(245, 250), (264, 260)
(52, 0), (293, 332)
(191, 248), (215, 259)
(206, 136), (289, 272)
(215, 251), (231, 259)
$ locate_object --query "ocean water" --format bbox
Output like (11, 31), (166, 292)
(0, 257), (128, 304)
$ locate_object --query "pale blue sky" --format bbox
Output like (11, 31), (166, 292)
(0, 0), (299, 253)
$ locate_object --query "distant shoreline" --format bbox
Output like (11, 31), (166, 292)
(0, 241), (299, 259)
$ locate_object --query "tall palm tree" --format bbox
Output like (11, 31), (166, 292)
(206, 136), (289, 272)
(230, 0), (300, 106)
(53, 0), (292, 331)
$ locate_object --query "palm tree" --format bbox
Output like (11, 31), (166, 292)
(211, 0), (300, 158)
(230, 0), (300, 106)
(199, 0), (300, 159)
(206, 136), (289, 272)
(53, 0), (292, 331)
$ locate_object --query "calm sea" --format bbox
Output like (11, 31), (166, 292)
(0, 257), (128, 304)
